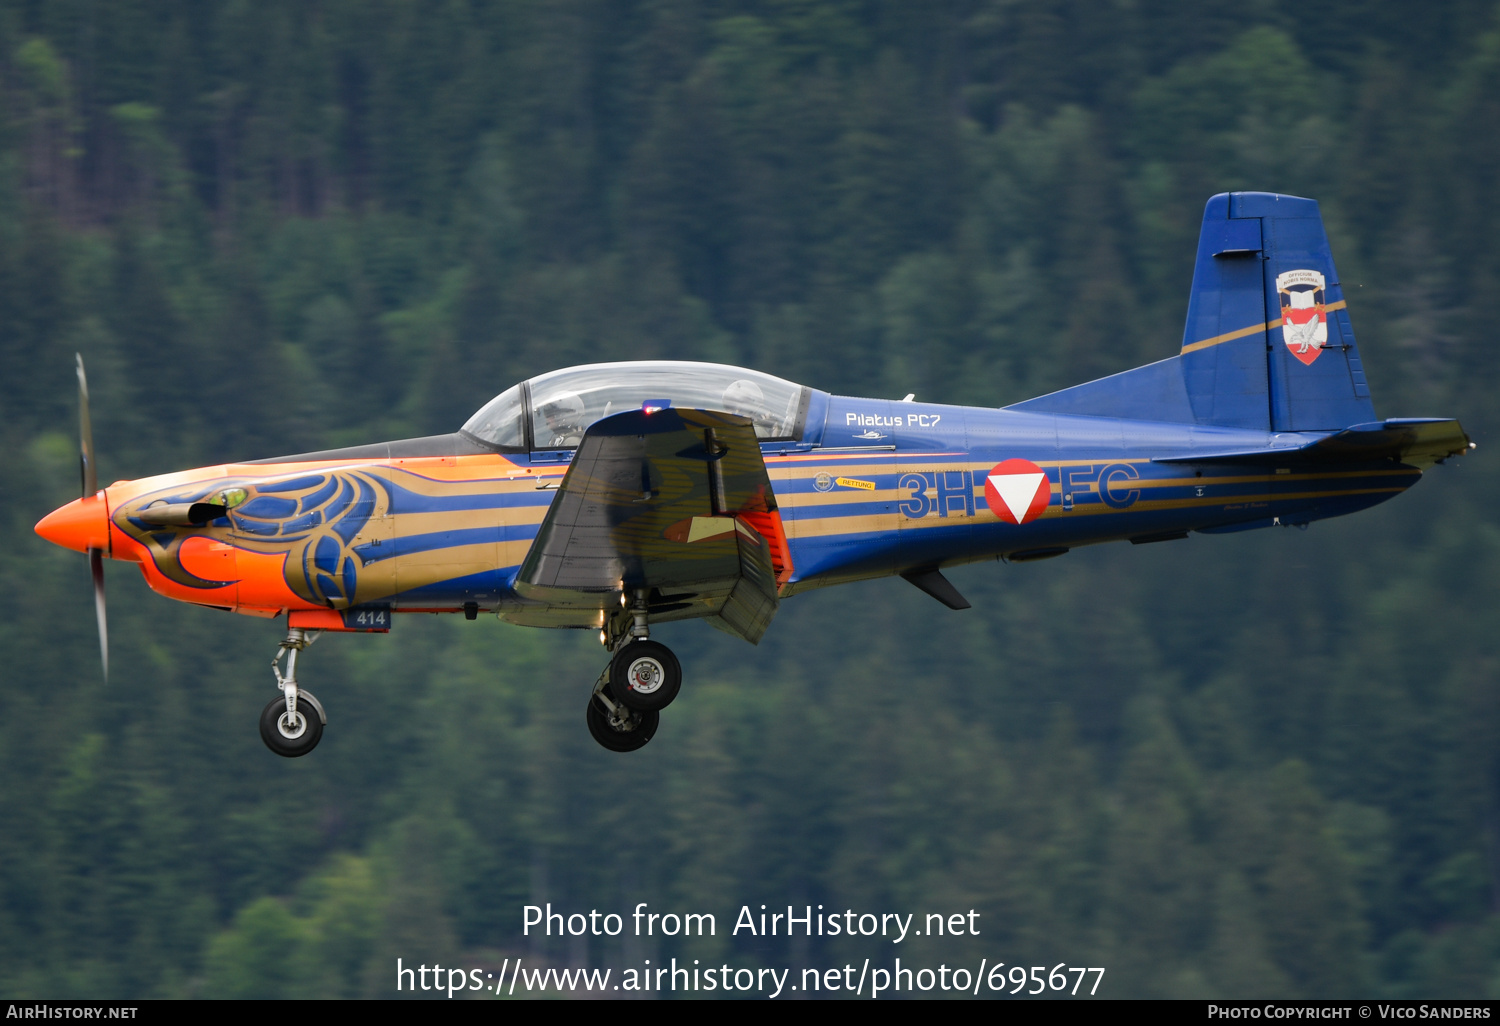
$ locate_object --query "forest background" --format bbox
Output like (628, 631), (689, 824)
(1, 0), (1498, 1000)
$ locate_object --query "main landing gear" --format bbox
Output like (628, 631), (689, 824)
(262, 627), (328, 757)
(587, 591), (683, 752)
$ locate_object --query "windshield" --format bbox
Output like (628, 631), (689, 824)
(461, 383), (525, 449)
(463, 362), (808, 449)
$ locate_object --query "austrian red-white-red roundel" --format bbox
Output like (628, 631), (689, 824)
(983, 458), (1051, 524)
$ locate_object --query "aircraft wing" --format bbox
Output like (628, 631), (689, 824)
(514, 408), (789, 644)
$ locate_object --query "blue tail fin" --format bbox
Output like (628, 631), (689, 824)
(1010, 192), (1377, 431)
(1181, 192), (1374, 430)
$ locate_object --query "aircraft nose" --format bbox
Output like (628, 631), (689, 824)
(35, 493), (111, 554)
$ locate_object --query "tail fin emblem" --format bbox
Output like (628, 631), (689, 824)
(1277, 269), (1328, 365)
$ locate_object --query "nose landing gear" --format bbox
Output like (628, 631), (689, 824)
(262, 627), (327, 758)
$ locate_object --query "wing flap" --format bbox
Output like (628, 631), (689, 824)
(703, 518), (779, 644)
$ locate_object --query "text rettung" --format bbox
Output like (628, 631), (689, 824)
(523, 903), (980, 943)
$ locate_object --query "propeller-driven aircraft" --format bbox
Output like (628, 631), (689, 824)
(36, 193), (1472, 755)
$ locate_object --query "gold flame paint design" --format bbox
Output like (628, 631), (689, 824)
(115, 464), (537, 610)
(113, 469), (393, 607)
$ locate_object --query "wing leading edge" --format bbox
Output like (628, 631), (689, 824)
(513, 408), (788, 644)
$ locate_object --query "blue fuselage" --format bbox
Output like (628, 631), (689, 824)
(513, 390), (1416, 599)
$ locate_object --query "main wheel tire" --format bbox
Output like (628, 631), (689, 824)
(586, 690), (659, 752)
(259, 695), (324, 757)
(609, 640), (682, 712)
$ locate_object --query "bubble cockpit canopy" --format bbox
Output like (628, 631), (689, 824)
(461, 361), (811, 451)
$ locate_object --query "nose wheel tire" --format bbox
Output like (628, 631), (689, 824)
(587, 686), (659, 752)
(259, 696), (324, 757)
(609, 640), (682, 713)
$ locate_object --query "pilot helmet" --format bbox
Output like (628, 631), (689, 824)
(721, 379), (765, 418)
(539, 392), (585, 432)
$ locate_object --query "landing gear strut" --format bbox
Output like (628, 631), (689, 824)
(262, 627), (327, 757)
(586, 670), (659, 752)
(585, 589), (681, 751)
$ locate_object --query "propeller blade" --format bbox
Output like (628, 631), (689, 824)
(90, 547), (108, 682)
(76, 353), (97, 498)
(77, 354), (107, 681)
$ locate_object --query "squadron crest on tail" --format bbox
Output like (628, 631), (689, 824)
(1277, 268), (1328, 364)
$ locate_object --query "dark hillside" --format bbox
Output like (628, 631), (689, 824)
(1, 0), (1498, 997)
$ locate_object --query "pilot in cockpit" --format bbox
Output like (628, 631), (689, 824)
(721, 379), (766, 427)
(538, 392), (586, 448)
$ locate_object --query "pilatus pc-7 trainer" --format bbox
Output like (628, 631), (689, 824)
(36, 193), (1470, 755)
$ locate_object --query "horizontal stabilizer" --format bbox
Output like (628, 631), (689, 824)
(1154, 418), (1471, 468)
